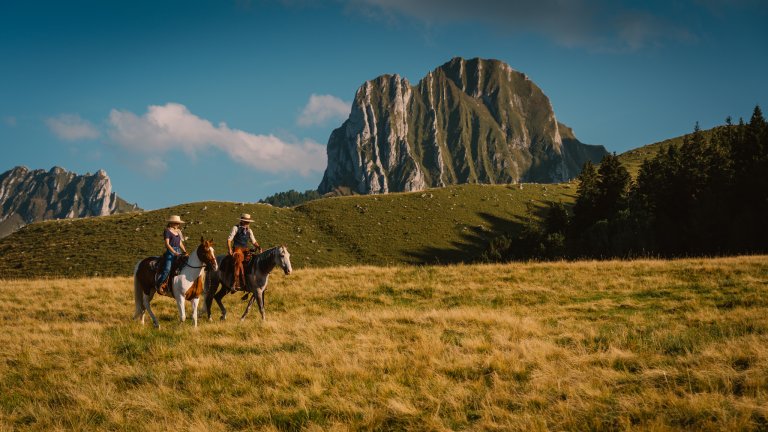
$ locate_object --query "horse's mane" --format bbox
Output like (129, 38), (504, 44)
(250, 246), (279, 274)
(254, 246), (279, 261)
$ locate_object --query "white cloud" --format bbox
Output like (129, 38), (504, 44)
(141, 158), (168, 177)
(45, 114), (101, 141)
(297, 94), (351, 127)
(108, 103), (326, 175)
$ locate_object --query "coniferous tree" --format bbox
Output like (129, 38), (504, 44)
(569, 155), (633, 257)
(678, 123), (713, 252)
(702, 121), (736, 252)
(259, 189), (321, 207)
(544, 202), (569, 235)
(572, 161), (599, 231)
(595, 153), (631, 220)
(746, 106), (767, 250)
(483, 104), (768, 261)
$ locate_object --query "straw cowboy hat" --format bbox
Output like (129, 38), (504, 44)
(167, 215), (185, 224)
(239, 213), (255, 223)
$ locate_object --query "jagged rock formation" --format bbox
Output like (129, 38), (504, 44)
(319, 57), (608, 194)
(0, 166), (140, 237)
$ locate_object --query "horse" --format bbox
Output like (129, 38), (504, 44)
(203, 245), (292, 322)
(133, 237), (218, 328)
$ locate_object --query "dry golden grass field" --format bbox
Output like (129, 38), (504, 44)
(1, 257), (767, 431)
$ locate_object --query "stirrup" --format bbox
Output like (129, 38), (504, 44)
(157, 280), (168, 295)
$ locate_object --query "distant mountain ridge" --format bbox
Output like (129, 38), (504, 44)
(0, 166), (140, 238)
(319, 57), (607, 194)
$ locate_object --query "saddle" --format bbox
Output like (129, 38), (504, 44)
(151, 254), (189, 284)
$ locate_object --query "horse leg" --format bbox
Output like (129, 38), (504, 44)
(203, 271), (220, 321)
(240, 292), (257, 321)
(191, 297), (200, 328)
(256, 287), (267, 321)
(204, 294), (213, 321)
(204, 279), (217, 321)
(174, 287), (186, 323)
(144, 291), (159, 329)
(215, 287), (228, 321)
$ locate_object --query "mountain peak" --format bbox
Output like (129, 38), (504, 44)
(0, 166), (140, 238)
(319, 58), (607, 195)
(10, 165), (29, 175)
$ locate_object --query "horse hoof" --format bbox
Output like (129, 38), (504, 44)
(220, 316), (226, 321)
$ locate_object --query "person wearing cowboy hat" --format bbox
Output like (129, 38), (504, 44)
(227, 213), (261, 291)
(156, 215), (188, 295)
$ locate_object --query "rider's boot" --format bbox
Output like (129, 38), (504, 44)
(230, 271), (245, 294)
(156, 277), (169, 295)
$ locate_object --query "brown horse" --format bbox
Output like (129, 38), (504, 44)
(133, 237), (218, 328)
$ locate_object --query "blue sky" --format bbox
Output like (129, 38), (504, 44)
(1, 0), (766, 210)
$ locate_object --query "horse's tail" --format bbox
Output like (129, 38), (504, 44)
(133, 260), (144, 320)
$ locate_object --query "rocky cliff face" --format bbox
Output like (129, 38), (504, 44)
(319, 57), (608, 194)
(0, 166), (140, 237)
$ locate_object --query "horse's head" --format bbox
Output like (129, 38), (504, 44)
(199, 237), (218, 271)
(276, 245), (292, 275)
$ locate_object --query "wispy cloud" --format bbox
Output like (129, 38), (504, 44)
(108, 102), (326, 175)
(297, 94), (351, 127)
(45, 114), (100, 141)
(3, 116), (16, 127)
(345, 0), (696, 51)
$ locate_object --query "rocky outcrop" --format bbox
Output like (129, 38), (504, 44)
(319, 57), (608, 194)
(0, 166), (140, 237)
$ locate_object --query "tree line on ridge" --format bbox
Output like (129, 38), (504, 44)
(484, 105), (768, 261)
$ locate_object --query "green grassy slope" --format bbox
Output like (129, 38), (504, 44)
(0, 183), (576, 278)
(297, 182), (576, 265)
(618, 127), (718, 177)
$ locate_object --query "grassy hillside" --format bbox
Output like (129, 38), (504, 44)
(618, 127), (719, 177)
(1, 257), (766, 430)
(0, 183), (576, 278)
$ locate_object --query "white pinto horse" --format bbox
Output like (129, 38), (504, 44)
(133, 237), (218, 328)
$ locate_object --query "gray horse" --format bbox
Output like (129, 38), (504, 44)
(203, 246), (292, 321)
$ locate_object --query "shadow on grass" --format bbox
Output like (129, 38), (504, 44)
(404, 203), (550, 265)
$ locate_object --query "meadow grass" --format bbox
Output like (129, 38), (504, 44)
(1, 256), (767, 430)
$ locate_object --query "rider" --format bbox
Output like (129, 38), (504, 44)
(156, 215), (188, 295)
(227, 213), (261, 292)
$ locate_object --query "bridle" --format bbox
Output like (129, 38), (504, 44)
(183, 244), (216, 270)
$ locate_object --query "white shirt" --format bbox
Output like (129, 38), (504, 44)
(228, 225), (256, 244)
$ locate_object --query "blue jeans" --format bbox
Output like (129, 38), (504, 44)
(157, 247), (180, 284)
